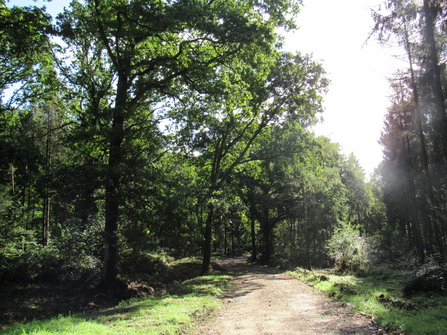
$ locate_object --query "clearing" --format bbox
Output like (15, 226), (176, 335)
(194, 256), (378, 335)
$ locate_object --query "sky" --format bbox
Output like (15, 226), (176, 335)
(8, 0), (400, 177)
(283, 0), (401, 177)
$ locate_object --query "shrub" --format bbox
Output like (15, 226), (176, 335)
(327, 222), (370, 275)
(0, 244), (63, 283)
(0, 221), (103, 283)
(403, 262), (447, 297)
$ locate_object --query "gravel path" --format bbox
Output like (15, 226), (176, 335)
(194, 256), (377, 335)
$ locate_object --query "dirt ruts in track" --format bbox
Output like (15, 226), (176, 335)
(194, 257), (376, 335)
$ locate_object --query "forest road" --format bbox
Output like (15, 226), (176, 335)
(193, 256), (377, 335)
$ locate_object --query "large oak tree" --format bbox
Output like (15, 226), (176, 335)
(57, 0), (300, 292)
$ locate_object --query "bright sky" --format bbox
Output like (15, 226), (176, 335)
(284, 0), (400, 177)
(8, 0), (399, 177)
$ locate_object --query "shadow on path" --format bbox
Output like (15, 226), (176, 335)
(216, 256), (282, 300)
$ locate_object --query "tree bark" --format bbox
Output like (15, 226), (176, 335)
(10, 164), (15, 195)
(289, 218), (294, 263)
(224, 218), (227, 255)
(100, 71), (127, 293)
(42, 196), (50, 246)
(201, 203), (214, 275)
(261, 223), (271, 264)
(231, 220), (235, 255)
(423, 0), (447, 163)
(304, 198), (311, 271)
(422, 0), (446, 255)
(250, 217), (257, 260)
(42, 107), (52, 246)
(402, 19), (439, 258)
(260, 208), (272, 264)
(403, 132), (425, 261)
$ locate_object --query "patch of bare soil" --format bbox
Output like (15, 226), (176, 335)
(194, 256), (379, 335)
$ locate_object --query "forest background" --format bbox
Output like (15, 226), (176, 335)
(1, 0), (447, 311)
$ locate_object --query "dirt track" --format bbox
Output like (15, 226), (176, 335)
(194, 256), (378, 335)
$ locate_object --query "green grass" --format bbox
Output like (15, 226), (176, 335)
(0, 273), (232, 335)
(290, 268), (447, 335)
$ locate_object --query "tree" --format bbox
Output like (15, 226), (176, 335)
(261, 134), (367, 269)
(171, 51), (327, 273)
(371, 0), (447, 260)
(0, 1), (53, 100)
(1, 1), (53, 182)
(340, 154), (368, 227)
(57, 0), (302, 291)
(297, 137), (348, 269)
(0, 2), (66, 255)
(422, 0), (447, 162)
(236, 121), (313, 263)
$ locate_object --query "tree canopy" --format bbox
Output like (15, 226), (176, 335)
(3, 0), (447, 306)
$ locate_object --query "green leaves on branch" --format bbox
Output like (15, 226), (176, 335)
(0, 1), (54, 106)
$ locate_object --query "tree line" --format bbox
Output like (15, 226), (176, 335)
(2, 0), (445, 297)
(371, 0), (447, 263)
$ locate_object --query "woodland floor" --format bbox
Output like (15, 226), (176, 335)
(194, 256), (380, 335)
(1, 256), (383, 334)
(0, 258), (203, 329)
(0, 275), (128, 328)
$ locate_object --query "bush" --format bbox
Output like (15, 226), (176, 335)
(0, 244), (63, 283)
(119, 251), (170, 284)
(55, 220), (103, 281)
(403, 262), (447, 297)
(327, 222), (370, 275)
(0, 222), (102, 283)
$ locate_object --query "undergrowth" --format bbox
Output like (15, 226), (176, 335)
(0, 272), (232, 335)
(290, 268), (447, 335)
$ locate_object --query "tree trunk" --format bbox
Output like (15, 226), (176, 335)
(289, 218), (294, 264)
(42, 108), (52, 246)
(224, 219), (227, 254)
(262, 222), (271, 264)
(201, 203), (214, 275)
(231, 220), (235, 255)
(423, 0), (447, 254)
(423, 0), (447, 163)
(10, 164), (15, 195)
(101, 149), (121, 292)
(260, 208), (272, 264)
(402, 21), (435, 259)
(304, 196), (311, 270)
(100, 72), (127, 293)
(404, 133), (425, 261)
(250, 217), (257, 260)
(42, 196), (50, 246)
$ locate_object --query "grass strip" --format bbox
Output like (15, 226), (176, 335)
(290, 268), (447, 335)
(0, 272), (232, 335)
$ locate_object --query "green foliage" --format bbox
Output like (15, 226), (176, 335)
(0, 242), (101, 284)
(327, 222), (370, 274)
(119, 251), (170, 283)
(403, 262), (447, 297)
(0, 0), (391, 321)
(0, 215), (103, 284)
(56, 221), (103, 278)
(0, 244), (61, 283)
(0, 1), (53, 94)
(271, 135), (371, 269)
